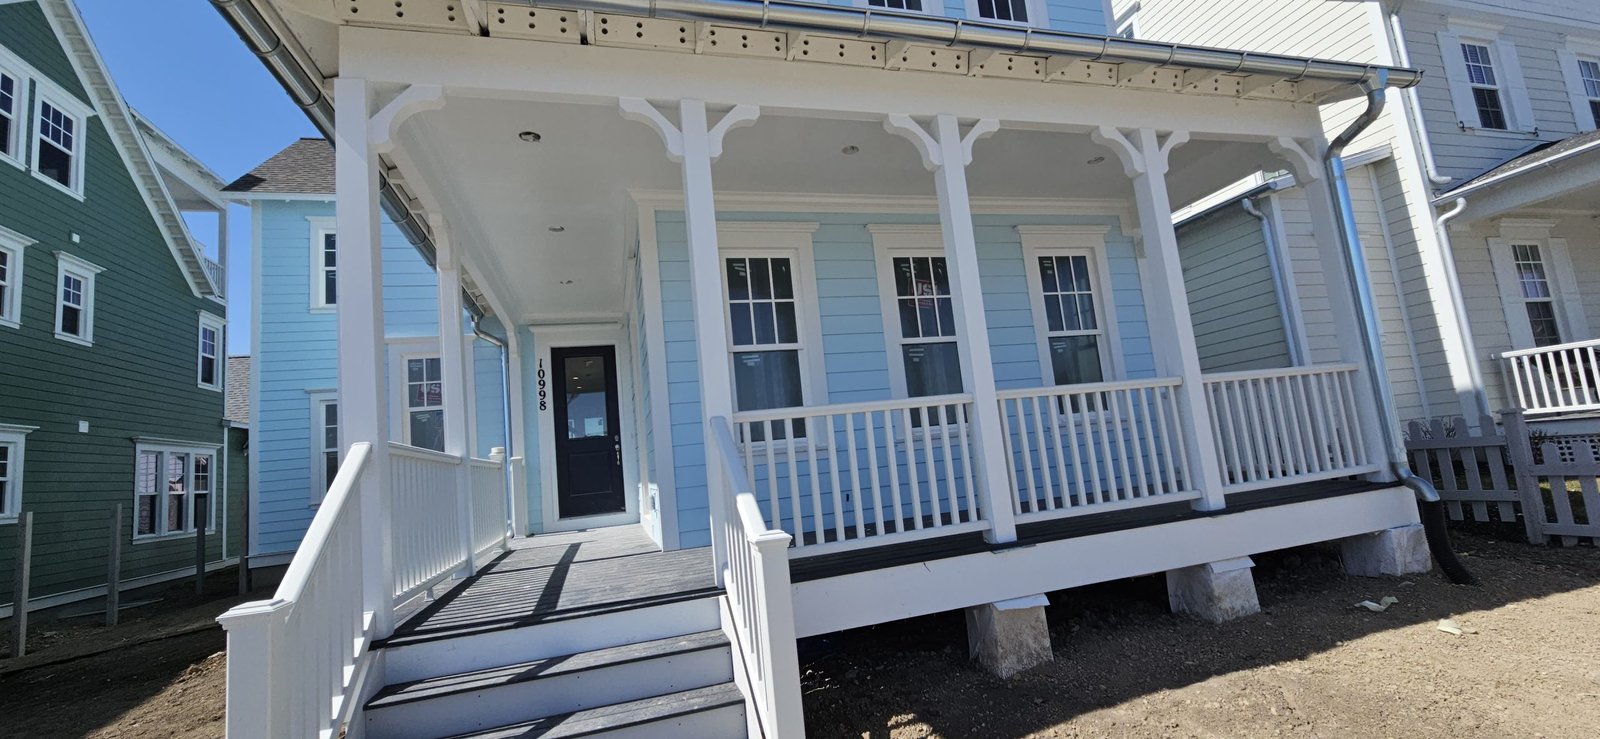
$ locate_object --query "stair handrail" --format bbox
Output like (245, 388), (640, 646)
(218, 441), (376, 738)
(710, 416), (806, 738)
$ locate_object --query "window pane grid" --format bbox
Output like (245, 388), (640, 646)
(0, 443), (11, 516)
(1582, 60), (1600, 97)
(0, 73), (14, 157)
(1460, 43), (1508, 130)
(0, 249), (10, 319)
(725, 256), (805, 429)
(977, 0), (1029, 22)
(893, 255), (955, 341)
(322, 401), (340, 493)
(59, 271), (85, 336)
(1036, 254), (1106, 386)
(406, 357), (445, 451)
(321, 232), (338, 305)
(866, 0), (923, 10)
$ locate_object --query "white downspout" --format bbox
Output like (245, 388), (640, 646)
(1388, 3), (1451, 186)
(1432, 197), (1492, 421)
(1239, 195), (1304, 365)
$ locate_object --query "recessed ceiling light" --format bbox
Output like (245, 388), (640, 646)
(548, 225), (565, 233)
(519, 131), (542, 143)
(1086, 155), (1107, 165)
(841, 145), (860, 155)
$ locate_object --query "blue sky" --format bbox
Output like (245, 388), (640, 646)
(77, 0), (318, 354)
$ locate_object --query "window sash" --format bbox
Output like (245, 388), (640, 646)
(0, 247), (12, 321)
(35, 99), (77, 189)
(867, 0), (924, 10)
(320, 231), (338, 306)
(319, 400), (340, 494)
(59, 271), (85, 337)
(885, 253), (965, 398)
(199, 323), (221, 387)
(0, 72), (15, 159)
(134, 447), (215, 538)
(0, 442), (13, 517)
(976, 0), (1029, 22)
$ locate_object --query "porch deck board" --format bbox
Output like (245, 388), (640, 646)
(380, 526), (718, 647)
(790, 478), (1392, 583)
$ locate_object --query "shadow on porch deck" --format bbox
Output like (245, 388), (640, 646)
(379, 526), (719, 648)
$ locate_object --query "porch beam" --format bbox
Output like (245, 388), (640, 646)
(885, 113), (1018, 545)
(432, 214), (478, 575)
(1094, 126), (1228, 511)
(334, 76), (396, 635)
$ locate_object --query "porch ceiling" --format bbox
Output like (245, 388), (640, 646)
(396, 96), (1283, 321)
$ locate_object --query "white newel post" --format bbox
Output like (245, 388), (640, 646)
(620, 98), (758, 583)
(1095, 127), (1227, 510)
(433, 215), (477, 575)
(1273, 138), (1391, 468)
(885, 114), (1016, 543)
(219, 599), (290, 737)
(334, 77), (396, 635)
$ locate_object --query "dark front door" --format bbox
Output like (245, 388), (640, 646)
(552, 346), (625, 518)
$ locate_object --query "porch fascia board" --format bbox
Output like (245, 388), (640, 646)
(627, 190), (1139, 235)
(337, 25), (1325, 141)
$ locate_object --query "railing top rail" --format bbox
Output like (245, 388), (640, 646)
(1499, 337), (1600, 359)
(731, 393), (975, 423)
(275, 442), (372, 605)
(387, 441), (464, 464)
(1201, 362), (1360, 383)
(468, 457), (504, 468)
(994, 376), (1181, 400)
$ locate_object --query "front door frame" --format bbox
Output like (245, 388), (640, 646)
(533, 323), (641, 533)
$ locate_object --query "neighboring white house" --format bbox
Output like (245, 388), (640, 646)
(1118, 0), (1600, 428)
(209, 1), (1447, 737)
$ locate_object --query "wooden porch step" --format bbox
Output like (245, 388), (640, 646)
(441, 683), (746, 739)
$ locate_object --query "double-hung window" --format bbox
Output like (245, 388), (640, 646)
(1461, 43), (1508, 130)
(1512, 243), (1562, 347)
(312, 394), (339, 501)
(891, 254), (963, 398)
(1035, 253), (1107, 386)
(404, 355), (446, 451)
(1574, 56), (1600, 130)
(54, 252), (102, 345)
(866, 0), (927, 11)
(0, 227), (29, 328)
(134, 443), (216, 539)
(198, 313), (224, 390)
(315, 229), (337, 308)
(0, 69), (18, 163)
(727, 255), (805, 418)
(34, 97), (83, 195)
(0, 425), (34, 524)
(972, 0), (1033, 24)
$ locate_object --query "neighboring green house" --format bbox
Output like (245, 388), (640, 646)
(0, 0), (239, 618)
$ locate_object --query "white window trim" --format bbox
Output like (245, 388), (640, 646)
(307, 216), (336, 311)
(0, 423), (38, 524)
(30, 91), (91, 200)
(718, 222), (828, 416)
(1017, 225), (1124, 385)
(868, 224), (969, 401)
(307, 389), (338, 507)
(0, 224), (34, 329)
(964, 0), (1049, 28)
(852, 0), (944, 17)
(398, 350), (444, 449)
(1437, 21), (1536, 135)
(131, 440), (221, 542)
(197, 311), (225, 391)
(1557, 40), (1600, 132)
(1486, 220), (1587, 350)
(0, 63), (22, 170)
(53, 251), (103, 346)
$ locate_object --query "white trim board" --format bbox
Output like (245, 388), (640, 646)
(628, 190), (1138, 236)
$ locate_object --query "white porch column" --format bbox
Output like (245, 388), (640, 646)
(885, 114), (1017, 543)
(1272, 138), (1392, 468)
(1094, 127), (1227, 510)
(333, 77), (395, 635)
(620, 98), (759, 584)
(432, 214), (477, 574)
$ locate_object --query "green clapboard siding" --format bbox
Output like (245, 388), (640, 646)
(1177, 203), (1293, 373)
(0, 3), (230, 607)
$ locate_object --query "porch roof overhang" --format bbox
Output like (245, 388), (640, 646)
(1432, 130), (1600, 221)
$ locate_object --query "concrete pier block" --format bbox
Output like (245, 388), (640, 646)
(965, 594), (1053, 679)
(1166, 556), (1261, 623)
(1341, 523), (1432, 577)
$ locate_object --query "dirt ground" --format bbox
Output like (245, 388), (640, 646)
(1, 530), (1595, 738)
(0, 574), (257, 738)
(801, 528), (1600, 738)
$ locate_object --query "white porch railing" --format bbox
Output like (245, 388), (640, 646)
(203, 256), (225, 297)
(1202, 363), (1380, 493)
(711, 417), (805, 739)
(219, 441), (512, 736)
(389, 443), (471, 603)
(470, 455), (510, 557)
(1501, 338), (1600, 416)
(996, 377), (1198, 522)
(217, 442), (375, 738)
(731, 394), (989, 557)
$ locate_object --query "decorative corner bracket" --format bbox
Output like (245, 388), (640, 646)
(1268, 137), (1323, 182)
(884, 114), (941, 171)
(1091, 127), (1189, 177)
(884, 114), (1000, 171)
(620, 98), (760, 163)
(369, 85), (446, 155)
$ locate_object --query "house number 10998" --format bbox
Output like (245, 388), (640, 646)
(537, 360), (548, 411)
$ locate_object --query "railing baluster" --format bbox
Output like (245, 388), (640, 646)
(784, 421), (804, 546)
(1063, 390), (1088, 506)
(1045, 393), (1069, 510)
(846, 412), (865, 540)
(937, 403), (961, 523)
(865, 410), (885, 534)
(1106, 388), (1133, 501)
(1025, 395), (1049, 511)
(901, 407), (924, 530)
(882, 409), (904, 533)
(956, 403), (978, 520)
(803, 417), (826, 545)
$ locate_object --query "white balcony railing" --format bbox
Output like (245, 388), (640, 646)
(1202, 363), (1380, 493)
(1501, 338), (1600, 416)
(202, 257), (225, 297)
(996, 377), (1199, 522)
(731, 394), (989, 557)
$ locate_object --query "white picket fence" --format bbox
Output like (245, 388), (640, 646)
(996, 377), (1198, 521)
(1500, 337), (1600, 416)
(1202, 363), (1380, 493)
(1404, 411), (1599, 546)
(218, 441), (512, 737)
(731, 394), (988, 556)
(711, 416), (805, 738)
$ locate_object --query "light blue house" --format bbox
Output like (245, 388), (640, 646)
(225, 139), (507, 565)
